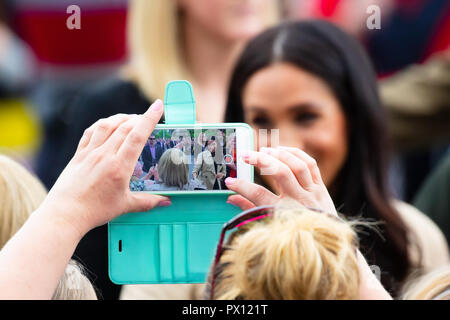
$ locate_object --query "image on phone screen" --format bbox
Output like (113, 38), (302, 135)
(130, 128), (237, 192)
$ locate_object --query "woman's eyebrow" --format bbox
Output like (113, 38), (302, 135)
(246, 106), (269, 113)
(286, 102), (321, 112)
(247, 102), (321, 113)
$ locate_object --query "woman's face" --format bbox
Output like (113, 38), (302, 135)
(178, 0), (274, 41)
(242, 62), (348, 187)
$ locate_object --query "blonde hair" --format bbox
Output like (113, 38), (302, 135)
(401, 265), (450, 300)
(0, 155), (97, 300)
(125, 0), (279, 101)
(208, 204), (361, 300)
(158, 148), (189, 188)
(52, 260), (98, 300)
(0, 154), (47, 248)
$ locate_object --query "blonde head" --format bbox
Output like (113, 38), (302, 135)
(401, 265), (450, 300)
(125, 0), (279, 101)
(0, 154), (47, 248)
(0, 155), (97, 299)
(52, 260), (98, 300)
(208, 204), (361, 300)
(158, 148), (189, 189)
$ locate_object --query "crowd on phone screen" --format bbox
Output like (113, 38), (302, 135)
(0, 0), (449, 301)
(130, 131), (235, 192)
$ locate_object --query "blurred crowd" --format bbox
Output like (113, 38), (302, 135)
(0, 0), (449, 300)
(130, 129), (236, 191)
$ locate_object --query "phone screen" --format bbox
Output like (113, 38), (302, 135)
(130, 127), (237, 192)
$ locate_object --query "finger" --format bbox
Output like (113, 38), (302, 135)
(87, 114), (130, 150)
(118, 100), (164, 169)
(76, 118), (120, 155)
(242, 150), (301, 198)
(75, 126), (94, 154)
(102, 115), (139, 154)
(263, 147), (314, 189)
(127, 193), (171, 213)
(227, 195), (256, 211)
(277, 146), (323, 184)
(224, 177), (279, 206)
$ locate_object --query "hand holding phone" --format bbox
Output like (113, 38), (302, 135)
(0, 101), (172, 299)
(45, 101), (172, 233)
(225, 146), (336, 216)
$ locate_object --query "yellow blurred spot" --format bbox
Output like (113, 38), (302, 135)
(0, 99), (42, 155)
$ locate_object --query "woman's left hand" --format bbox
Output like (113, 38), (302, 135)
(225, 146), (337, 216)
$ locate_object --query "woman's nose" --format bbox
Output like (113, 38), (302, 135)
(278, 130), (304, 150)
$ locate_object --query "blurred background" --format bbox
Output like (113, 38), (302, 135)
(0, 0), (127, 169)
(0, 0), (449, 236)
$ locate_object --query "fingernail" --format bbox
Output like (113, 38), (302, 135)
(260, 147), (269, 153)
(151, 99), (163, 112)
(226, 197), (238, 205)
(226, 200), (238, 207)
(241, 151), (249, 160)
(157, 200), (171, 207)
(225, 177), (236, 185)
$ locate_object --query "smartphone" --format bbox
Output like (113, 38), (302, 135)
(130, 123), (253, 194)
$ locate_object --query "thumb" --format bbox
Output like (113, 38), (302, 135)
(227, 195), (255, 211)
(224, 177), (278, 207)
(127, 193), (171, 213)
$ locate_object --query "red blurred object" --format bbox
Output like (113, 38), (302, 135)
(13, 7), (127, 66)
(425, 8), (450, 58)
(315, 0), (340, 17)
(229, 148), (237, 178)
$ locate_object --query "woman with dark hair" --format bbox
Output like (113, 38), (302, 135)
(224, 20), (449, 296)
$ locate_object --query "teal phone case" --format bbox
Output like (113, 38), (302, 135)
(108, 80), (253, 284)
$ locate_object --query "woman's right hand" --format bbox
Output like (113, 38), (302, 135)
(225, 146), (337, 216)
(40, 100), (171, 237)
(0, 100), (173, 300)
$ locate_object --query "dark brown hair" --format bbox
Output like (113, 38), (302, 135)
(225, 20), (415, 295)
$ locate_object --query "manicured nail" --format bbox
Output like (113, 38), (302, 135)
(225, 177), (236, 185)
(157, 200), (171, 207)
(226, 200), (238, 207)
(241, 151), (249, 161)
(151, 99), (163, 112)
(226, 197), (238, 205)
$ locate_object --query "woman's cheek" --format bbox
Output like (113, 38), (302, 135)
(304, 130), (348, 187)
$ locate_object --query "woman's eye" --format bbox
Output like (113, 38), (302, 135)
(251, 116), (272, 127)
(294, 112), (318, 124)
